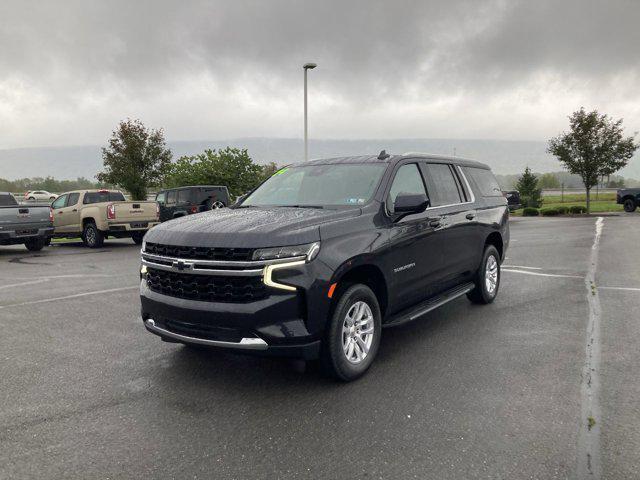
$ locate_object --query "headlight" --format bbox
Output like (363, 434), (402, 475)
(253, 242), (320, 262)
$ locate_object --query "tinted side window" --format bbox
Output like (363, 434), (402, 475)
(388, 164), (427, 212)
(177, 189), (191, 203)
(424, 164), (462, 206)
(464, 167), (502, 197)
(66, 193), (80, 206)
(167, 191), (176, 204)
(0, 194), (18, 206)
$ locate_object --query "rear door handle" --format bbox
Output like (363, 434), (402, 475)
(429, 219), (441, 228)
(466, 213), (476, 220)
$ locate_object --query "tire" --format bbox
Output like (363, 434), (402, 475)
(211, 201), (226, 210)
(28, 197), (35, 201)
(49, 196), (56, 201)
(44, 237), (51, 246)
(623, 198), (637, 213)
(467, 245), (501, 304)
(320, 284), (381, 382)
(25, 238), (45, 251)
(131, 232), (145, 245)
(82, 222), (104, 248)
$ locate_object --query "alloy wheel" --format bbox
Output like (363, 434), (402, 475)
(342, 301), (375, 364)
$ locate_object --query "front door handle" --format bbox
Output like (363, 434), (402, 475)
(429, 219), (441, 228)
(466, 213), (476, 220)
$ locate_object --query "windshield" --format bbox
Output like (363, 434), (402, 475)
(241, 164), (386, 207)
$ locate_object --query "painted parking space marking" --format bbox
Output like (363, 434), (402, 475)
(0, 286), (138, 309)
(502, 268), (583, 279)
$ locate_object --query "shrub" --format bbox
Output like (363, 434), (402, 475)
(569, 205), (587, 214)
(541, 207), (560, 216)
(556, 205), (569, 214)
(522, 207), (540, 216)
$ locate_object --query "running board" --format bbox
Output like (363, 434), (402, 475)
(383, 282), (475, 328)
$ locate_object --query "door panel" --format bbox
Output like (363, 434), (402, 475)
(382, 162), (445, 312)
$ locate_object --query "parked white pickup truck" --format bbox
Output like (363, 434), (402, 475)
(52, 190), (159, 248)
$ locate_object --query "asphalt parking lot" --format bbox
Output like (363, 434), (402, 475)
(1, 216), (639, 480)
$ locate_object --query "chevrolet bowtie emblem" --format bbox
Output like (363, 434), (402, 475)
(172, 260), (193, 271)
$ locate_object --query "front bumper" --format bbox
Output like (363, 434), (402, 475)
(140, 278), (323, 359)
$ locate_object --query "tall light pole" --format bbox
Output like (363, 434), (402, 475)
(303, 62), (317, 161)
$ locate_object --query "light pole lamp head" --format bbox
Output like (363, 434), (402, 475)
(303, 63), (317, 70)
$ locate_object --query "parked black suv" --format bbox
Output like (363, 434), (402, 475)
(616, 188), (640, 212)
(156, 186), (230, 222)
(140, 153), (509, 381)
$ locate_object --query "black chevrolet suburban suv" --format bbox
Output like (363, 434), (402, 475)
(140, 153), (509, 381)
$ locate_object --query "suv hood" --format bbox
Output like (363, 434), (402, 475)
(145, 206), (361, 248)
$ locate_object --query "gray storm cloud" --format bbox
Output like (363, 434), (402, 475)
(1, 0), (639, 148)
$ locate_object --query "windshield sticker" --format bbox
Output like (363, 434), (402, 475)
(346, 198), (366, 204)
(274, 167), (289, 176)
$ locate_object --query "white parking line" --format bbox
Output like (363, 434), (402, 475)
(502, 265), (542, 270)
(501, 268), (582, 279)
(0, 286), (138, 309)
(0, 279), (50, 290)
(598, 286), (640, 292)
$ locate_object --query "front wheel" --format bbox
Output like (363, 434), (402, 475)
(320, 284), (381, 381)
(623, 198), (637, 212)
(467, 245), (501, 304)
(82, 222), (104, 248)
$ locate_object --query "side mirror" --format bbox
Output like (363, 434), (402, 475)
(393, 193), (429, 219)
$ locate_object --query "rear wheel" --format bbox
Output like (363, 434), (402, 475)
(467, 245), (500, 304)
(623, 198), (637, 212)
(131, 232), (145, 245)
(320, 284), (381, 381)
(82, 222), (104, 248)
(25, 238), (45, 251)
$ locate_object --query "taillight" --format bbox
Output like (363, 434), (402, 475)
(49, 207), (54, 223)
(190, 206), (198, 214)
(156, 202), (160, 219)
(107, 203), (116, 220)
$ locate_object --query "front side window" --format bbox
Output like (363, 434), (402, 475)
(52, 195), (67, 209)
(242, 163), (387, 207)
(424, 164), (463, 207)
(387, 163), (427, 213)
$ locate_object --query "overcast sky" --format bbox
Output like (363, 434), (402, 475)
(1, 0), (639, 149)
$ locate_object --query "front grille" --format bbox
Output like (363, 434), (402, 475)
(146, 268), (267, 303)
(144, 242), (253, 262)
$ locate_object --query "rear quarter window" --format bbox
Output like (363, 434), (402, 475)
(0, 194), (18, 206)
(463, 167), (502, 197)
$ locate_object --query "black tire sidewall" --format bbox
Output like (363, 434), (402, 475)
(624, 199), (636, 212)
(323, 284), (382, 381)
(25, 238), (45, 251)
(83, 223), (103, 248)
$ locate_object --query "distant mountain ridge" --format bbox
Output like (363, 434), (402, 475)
(1, 137), (639, 180)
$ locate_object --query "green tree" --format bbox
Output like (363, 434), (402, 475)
(97, 119), (172, 200)
(165, 148), (276, 198)
(538, 172), (560, 189)
(548, 108), (638, 213)
(515, 166), (542, 208)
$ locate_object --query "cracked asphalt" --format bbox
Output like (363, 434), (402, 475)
(1, 216), (639, 479)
